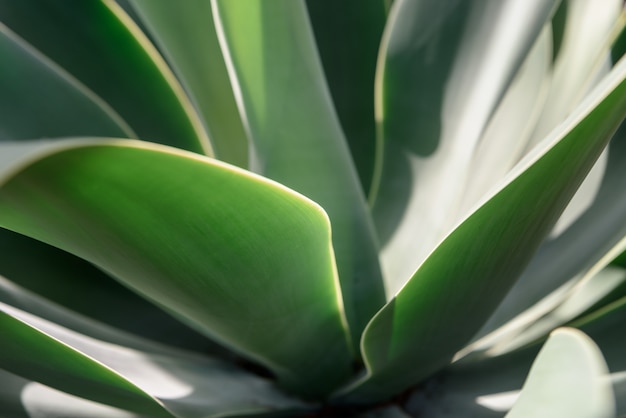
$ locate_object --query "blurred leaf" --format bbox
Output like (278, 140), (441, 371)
(343, 51), (626, 402)
(0, 139), (352, 398)
(0, 304), (173, 417)
(0, 272), (218, 356)
(0, 23), (132, 140)
(459, 234), (626, 361)
(125, 0), (249, 168)
(305, 0), (387, 193)
(406, 348), (539, 417)
(0, 0), (211, 155)
(370, 0), (556, 295)
(0, 303), (308, 418)
(213, 0), (385, 347)
(0, 369), (150, 418)
(505, 328), (614, 418)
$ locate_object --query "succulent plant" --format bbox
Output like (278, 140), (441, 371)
(1, 0), (626, 416)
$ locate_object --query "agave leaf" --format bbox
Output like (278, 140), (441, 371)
(370, 0), (556, 296)
(0, 303), (308, 418)
(405, 348), (539, 418)
(0, 369), (150, 418)
(0, 141), (218, 352)
(212, 0), (385, 346)
(488, 266), (626, 357)
(0, 232), (218, 353)
(456, 26), (552, 216)
(0, 139), (352, 397)
(0, 273), (214, 357)
(475, 114), (626, 341)
(0, 0), (211, 155)
(124, 0), (248, 168)
(0, 304), (173, 417)
(505, 328), (614, 418)
(342, 50), (626, 402)
(0, 23), (132, 140)
(305, 0), (388, 194)
(458, 235), (626, 361)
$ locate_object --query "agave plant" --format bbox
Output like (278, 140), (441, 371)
(2, 0), (626, 416)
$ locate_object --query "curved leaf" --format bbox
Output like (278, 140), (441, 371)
(0, 23), (132, 140)
(505, 328), (614, 418)
(125, 0), (248, 168)
(0, 303), (308, 418)
(0, 369), (148, 418)
(212, 0), (385, 347)
(0, 0), (211, 155)
(0, 139), (352, 398)
(342, 50), (626, 402)
(0, 304), (172, 417)
(370, 0), (556, 295)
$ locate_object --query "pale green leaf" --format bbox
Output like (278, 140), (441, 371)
(342, 50), (626, 402)
(371, 0), (556, 296)
(505, 328), (614, 418)
(212, 0), (385, 347)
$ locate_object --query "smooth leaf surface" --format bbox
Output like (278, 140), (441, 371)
(0, 273), (217, 357)
(305, 0), (387, 193)
(0, 142), (223, 353)
(0, 369), (150, 418)
(0, 139), (352, 398)
(344, 52), (626, 402)
(458, 234), (626, 362)
(370, 0), (556, 296)
(126, 0), (248, 168)
(213, 0), (385, 347)
(0, 304), (172, 417)
(0, 23), (132, 140)
(0, 303), (308, 418)
(476, 111), (626, 340)
(505, 328), (614, 418)
(406, 348), (539, 417)
(0, 0), (211, 155)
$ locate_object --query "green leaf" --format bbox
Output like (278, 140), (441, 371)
(343, 48), (626, 402)
(475, 114), (626, 342)
(305, 0), (388, 194)
(505, 328), (614, 418)
(0, 0), (211, 155)
(0, 144), (217, 354)
(0, 23), (132, 140)
(0, 303), (308, 418)
(0, 270), (218, 356)
(0, 304), (173, 417)
(458, 234), (626, 361)
(125, 0), (249, 168)
(212, 0), (385, 347)
(0, 139), (352, 398)
(370, 0), (556, 295)
(0, 369), (149, 418)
